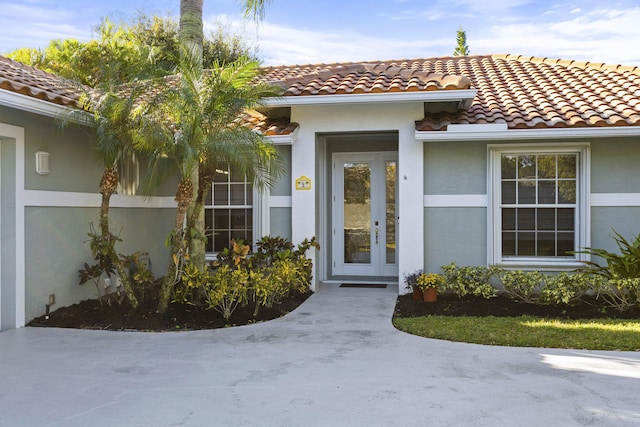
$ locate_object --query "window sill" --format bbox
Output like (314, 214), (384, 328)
(493, 259), (587, 272)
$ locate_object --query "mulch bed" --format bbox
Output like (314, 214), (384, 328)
(28, 290), (639, 332)
(394, 293), (640, 320)
(28, 290), (312, 331)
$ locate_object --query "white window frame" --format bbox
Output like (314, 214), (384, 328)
(204, 169), (263, 260)
(487, 143), (590, 269)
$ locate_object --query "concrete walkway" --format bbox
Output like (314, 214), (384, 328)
(0, 284), (639, 427)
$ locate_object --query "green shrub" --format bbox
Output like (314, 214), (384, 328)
(440, 263), (499, 299)
(499, 270), (545, 303)
(576, 230), (640, 280)
(539, 272), (591, 305)
(594, 278), (640, 312)
(206, 266), (249, 321)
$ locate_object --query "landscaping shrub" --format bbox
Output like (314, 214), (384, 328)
(576, 230), (640, 311)
(499, 270), (545, 304)
(539, 272), (591, 306)
(173, 235), (318, 322)
(440, 262), (499, 299)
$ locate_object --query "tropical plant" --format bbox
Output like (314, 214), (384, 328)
(499, 270), (545, 304)
(440, 263), (499, 299)
(206, 265), (249, 321)
(539, 272), (591, 305)
(576, 230), (640, 280)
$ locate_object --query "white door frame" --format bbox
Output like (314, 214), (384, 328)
(332, 152), (398, 277)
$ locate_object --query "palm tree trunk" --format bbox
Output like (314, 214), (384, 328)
(187, 166), (213, 270)
(158, 176), (194, 314)
(100, 167), (138, 308)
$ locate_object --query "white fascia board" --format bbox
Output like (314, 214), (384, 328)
(416, 126), (640, 141)
(265, 126), (299, 145)
(262, 89), (477, 107)
(0, 89), (91, 124)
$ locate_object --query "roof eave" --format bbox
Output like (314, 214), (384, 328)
(263, 89), (477, 107)
(415, 126), (640, 142)
(0, 89), (90, 124)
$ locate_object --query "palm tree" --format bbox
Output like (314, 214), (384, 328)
(132, 50), (282, 314)
(242, 0), (273, 20)
(61, 22), (161, 308)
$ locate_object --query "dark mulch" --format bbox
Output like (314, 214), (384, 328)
(394, 293), (640, 320)
(28, 290), (312, 332)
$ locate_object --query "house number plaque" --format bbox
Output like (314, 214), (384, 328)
(295, 176), (311, 190)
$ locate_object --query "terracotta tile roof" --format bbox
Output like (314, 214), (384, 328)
(238, 110), (298, 136)
(259, 63), (472, 95)
(3, 54), (640, 134)
(260, 54), (640, 132)
(0, 55), (80, 107)
(399, 54), (640, 131)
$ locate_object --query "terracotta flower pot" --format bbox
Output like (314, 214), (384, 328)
(412, 287), (423, 301)
(423, 287), (438, 303)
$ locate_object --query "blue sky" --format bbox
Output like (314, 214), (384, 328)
(1, 0), (639, 66)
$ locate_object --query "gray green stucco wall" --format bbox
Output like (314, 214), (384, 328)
(1, 137), (17, 329)
(423, 137), (640, 272)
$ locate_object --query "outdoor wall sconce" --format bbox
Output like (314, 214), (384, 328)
(35, 151), (50, 175)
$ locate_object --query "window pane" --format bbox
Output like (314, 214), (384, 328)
(502, 208), (515, 230)
(230, 167), (244, 182)
(518, 155), (536, 179)
(214, 209), (229, 230)
(518, 232), (536, 256)
(502, 232), (516, 256)
(205, 188), (212, 205)
(231, 230), (249, 243)
(537, 155), (556, 179)
(502, 155), (517, 179)
(557, 232), (575, 255)
(538, 180), (556, 204)
(537, 208), (555, 231)
(246, 184), (253, 205)
(558, 155), (576, 178)
(230, 184), (245, 205)
(205, 210), (213, 252)
(214, 230), (230, 253)
(518, 180), (536, 204)
(502, 181), (516, 204)
(214, 167), (230, 182)
(558, 181), (576, 204)
(213, 183), (228, 205)
(557, 208), (574, 231)
(538, 232), (556, 256)
(230, 209), (246, 229)
(517, 208), (535, 230)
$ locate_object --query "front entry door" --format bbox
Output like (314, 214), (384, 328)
(332, 153), (398, 277)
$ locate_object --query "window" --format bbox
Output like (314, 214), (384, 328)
(205, 165), (253, 253)
(489, 145), (589, 267)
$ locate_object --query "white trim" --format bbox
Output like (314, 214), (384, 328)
(446, 124), (508, 133)
(0, 90), (90, 124)
(416, 126), (640, 142)
(265, 127), (299, 145)
(591, 193), (640, 207)
(0, 123), (25, 328)
(23, 191), (177, 208)
(487, 143), (591, 268)
(264, 89), (477, 107)
(268, 196), (292, 208)
(424, 194), (487, 208)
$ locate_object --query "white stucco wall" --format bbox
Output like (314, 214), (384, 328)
(290, 102), (424, 293)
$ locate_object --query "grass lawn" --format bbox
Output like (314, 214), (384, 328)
(393, 315), (640, 351)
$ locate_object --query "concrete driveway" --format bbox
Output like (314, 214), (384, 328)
(0, 284), (639, 426)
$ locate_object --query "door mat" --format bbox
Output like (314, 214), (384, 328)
(339, 284), (387, 288)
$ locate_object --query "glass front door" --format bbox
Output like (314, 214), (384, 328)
(332, 153), (398, 277)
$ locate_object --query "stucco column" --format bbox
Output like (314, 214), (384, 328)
(397, 126), (424, 294)
(290, 128), (317, 291)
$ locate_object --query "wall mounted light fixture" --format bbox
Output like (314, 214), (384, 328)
(35, 151), (50, 175)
